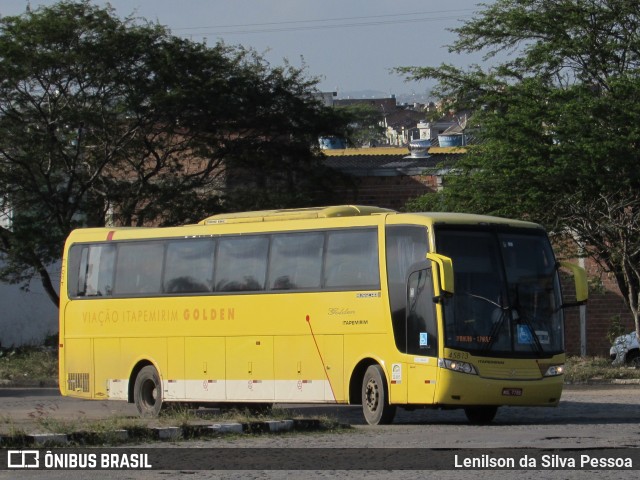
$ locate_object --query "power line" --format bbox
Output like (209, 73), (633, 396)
(194, 16), (473, 36)
(171, 9), (476, 36)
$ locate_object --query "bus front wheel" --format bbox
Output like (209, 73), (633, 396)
(362, 365), (396, 425)
(464, 406), (498, 424)
(134, 365), (163, 417)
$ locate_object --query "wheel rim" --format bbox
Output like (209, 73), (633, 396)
(365, 378), (380, 413)
(141, 378), (158, 409)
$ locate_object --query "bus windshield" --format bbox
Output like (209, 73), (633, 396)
(435, 226), (563, 357)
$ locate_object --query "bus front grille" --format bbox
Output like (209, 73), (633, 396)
(477, 365), (541, 380)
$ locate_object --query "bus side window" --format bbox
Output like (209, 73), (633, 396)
(324, 229), (379, 289)
(114, 242), (164, 295)
(215, 235), (269, 292)
(268, 232), (324, 291)
(72, 244), (116, 297)
(73, 246), (89, 296)
(164, 239), (214, 293)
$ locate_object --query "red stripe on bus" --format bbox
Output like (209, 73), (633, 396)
(106, 231), (115, 241)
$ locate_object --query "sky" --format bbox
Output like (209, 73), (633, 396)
(1, 0), (493, 99)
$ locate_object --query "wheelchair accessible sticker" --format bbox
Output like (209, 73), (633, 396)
(517, 325), (533, 344)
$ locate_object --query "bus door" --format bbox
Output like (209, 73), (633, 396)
(406, 266), (438, 404)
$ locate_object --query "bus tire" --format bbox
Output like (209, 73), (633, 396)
(464, 406), (498, 424)
(134, 365), (163, 417)
(362, 364), (396, 425)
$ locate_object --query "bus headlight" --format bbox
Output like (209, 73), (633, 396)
(438, 358), (478, 375)
(543, 364), (564, 377)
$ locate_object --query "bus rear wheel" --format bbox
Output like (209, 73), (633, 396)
(464, 406), (498, 425)
(134, 365), (163, 417)
(362, 365), (396, 425)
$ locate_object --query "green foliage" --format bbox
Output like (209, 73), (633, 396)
(0, 347), (57, 385)
(334, 103), (386, 147)
(398, 0), (640, 332)
(607, 315), (628, 346)
(0, 1), (350, 306)
(404, 191), (446, 212)
(564, 356), (640, 383)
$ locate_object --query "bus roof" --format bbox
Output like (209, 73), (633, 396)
(199, 205), (395, 225)
(398, 211), (543, 229)
(65, 207), (542, 244)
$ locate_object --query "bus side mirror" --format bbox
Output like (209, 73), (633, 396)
(426, 253), (455, 296)
(559, 261), (588, 304)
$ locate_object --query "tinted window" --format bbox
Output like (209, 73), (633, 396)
(407, 268), (438, 356)
(385, 226), (429, 351)
(164, 239), (214, 293)
(324, 229), (379, 289)
(437, 227), (563, 356)
(215, 236), (269, 292)
(268, 232), (324, 290)
(73, 244), (116, 297)
(114, 242), (164, 295)
(68, 227), (384, 299)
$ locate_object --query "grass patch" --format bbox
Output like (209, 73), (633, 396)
(6, 407), (345, 446)
(564, 356), (640, 383)
(0, 347), (57, 386)
(157, 405), (345, 432)
(19, 402), (344, 439)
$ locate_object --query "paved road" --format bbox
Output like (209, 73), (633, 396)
(1, 385), (639, 479)
(0, 387), (138, 433)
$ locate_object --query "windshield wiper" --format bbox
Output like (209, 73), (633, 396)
(482, 304), (510, 353)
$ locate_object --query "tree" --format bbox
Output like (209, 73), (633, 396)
(0, 1), (351, 307)
(335, 103), (386, 147)
(398, 0), (640, 341)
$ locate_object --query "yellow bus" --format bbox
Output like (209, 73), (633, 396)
(59, 205), (587, 425)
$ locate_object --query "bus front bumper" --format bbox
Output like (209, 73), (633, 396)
(434, 369), (564, 407)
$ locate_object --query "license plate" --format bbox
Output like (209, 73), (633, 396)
(502, 388), (523, 396)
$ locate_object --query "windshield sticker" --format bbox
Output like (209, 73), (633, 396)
(419, 332), (429, 347)
(517, 325), (534, 344)
(535, 330), (550, 344)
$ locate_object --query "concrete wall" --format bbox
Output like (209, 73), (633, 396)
(0, 263), (59, 347)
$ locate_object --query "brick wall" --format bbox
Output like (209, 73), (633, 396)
(331, 174), (438, 210)
(564, 257), (635, 357)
